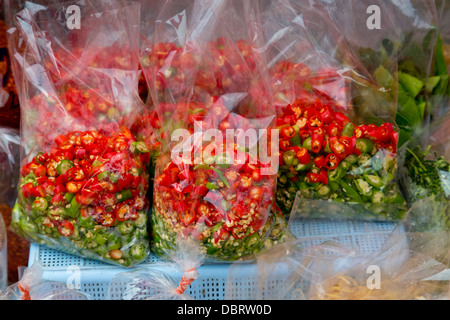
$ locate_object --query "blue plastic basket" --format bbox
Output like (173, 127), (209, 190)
(28, 219), (404, 300)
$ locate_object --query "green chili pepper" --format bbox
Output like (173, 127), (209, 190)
(130, 141), (149, 154)
(205, 182), (218, 190)
(282, 150), (296, 167)
(79, 215), (96, 229)
(303, 137), (312, 151)
(299, 182), (314, 199)
(353, 179), (373, 197)
(363, 173), (384, 189)
(64, 192), (75, 203)
(358, 153), (372, 167)
(130, 243), (147, 260)
(371, 190), (385, 203)
(32, 197), (48, 212)
(66, 196), (81, 218)
(278, 174), (288, 185)
(95, 233), (107, 246)
(356, 139), (374, 154)
(316, 185), (331, 198)
(341, 123), (355, 137)
(245, 232), (260, 249)
(343, 154), (358, 165)
(56, 159), (74, 175)
(339, 180), (363, 203)
(329, 181), (340, 192)
(92, 159), (103, 168)
(133, 212), (147, 228)
(118, 221), (135, 235)
(290, 133), (301, 146)
(18, 218), (38, 235)
(116, 189), (132, 203)
(328, 164), (347, 182)
(35, 152), (44, 165)
(294, 161), (313, 172)
(205, 243), (218, 255)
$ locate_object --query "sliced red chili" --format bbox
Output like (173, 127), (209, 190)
(313, 155), (326, 168)
(311, 132), (324, 153)
(57, 220), (74, 237)
(296, 147), (311, 165)
(325, 153), (340, 170)
(280, 126), (296, 139)
(308, 116), (323, 129)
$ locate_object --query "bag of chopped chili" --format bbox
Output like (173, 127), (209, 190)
(7, 1), (153, 266)
(144, 0), (292, 266)
(256, 0), (407, 220)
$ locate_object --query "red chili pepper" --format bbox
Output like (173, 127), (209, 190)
(325, 153), (340, 170)
(298, 129), (310, 140)
(283, 115), (296, 125)
(296, 147), (311, 165)
(308, 116), (323, 129)
(21, 183), (34, 199)
(192, 185), (208, 197)
(288, 100), (303, 116)
(334, 112), (350, 125)
(319, 168), (328, 185)
(319, 107), (333, 124)
(178, 208), (196, 226)
(279, 139), (291, 151)
(57, 220), (74, 237)
(295, 117), (308, 130)
(327, 122), (342, 137)
(339, 136), (356, 156)
(98, 210), (116, 227)
(329, 136), (346, 159)
(35, 165), (46, 177)
(280, 126), (296, 139)
(311, 132), (324, 153)
(313, 155), (326, 168)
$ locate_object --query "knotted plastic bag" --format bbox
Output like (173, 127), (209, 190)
(255, 0), (406, 220)
(104, 237), (202, 300)
(143, 0), (291, 265)
(0, 262), (90, 300)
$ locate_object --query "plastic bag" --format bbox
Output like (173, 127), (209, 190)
(0, 127), (20, 207)
(225, 223), (449, 300)
(142, 0), (291, 264)
(0, 262), (90, 300)
(254, 0), (405, 220)
(8, 0), (152, 267)
(105, 237), (202, 300)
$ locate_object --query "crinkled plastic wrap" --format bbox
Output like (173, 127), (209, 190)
(142, 0), (291, 264)
(0, 262), (90, 300)
(104, 237), (202, 300)
(225, 222), (449, 300)
(254, 0), (405, 220)
(8, 1), (153, 267)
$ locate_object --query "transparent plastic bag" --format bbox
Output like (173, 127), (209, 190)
(225, 224), (449, 300)
(397, 110), (449, 234)
(255, 0), (405, 219)
(0, 262), (91, 300)
(143, 0), (291, 264)
(8, 0), (152, 267)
